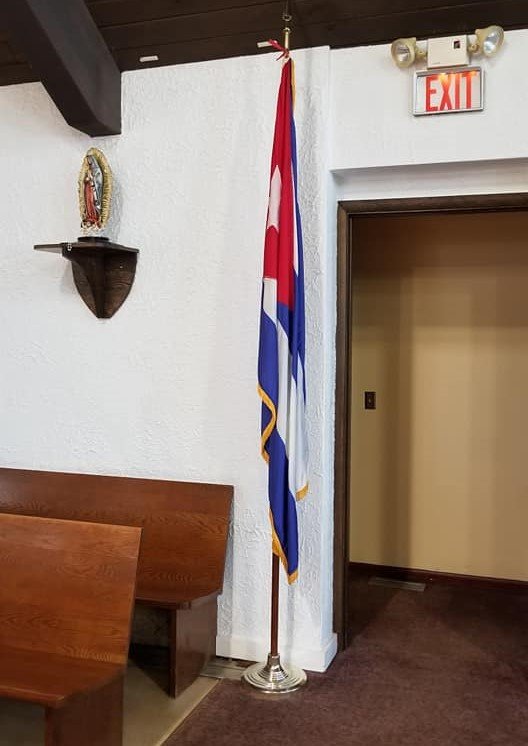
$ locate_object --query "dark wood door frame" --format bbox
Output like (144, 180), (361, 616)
(333, 192), (528, 651)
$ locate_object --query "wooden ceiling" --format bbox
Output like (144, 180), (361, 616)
(0, 0), (527, 87)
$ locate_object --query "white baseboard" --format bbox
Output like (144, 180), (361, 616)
(216, 632), (338, 673)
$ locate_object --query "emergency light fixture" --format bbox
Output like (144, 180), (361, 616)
(391, 25), (504, 69)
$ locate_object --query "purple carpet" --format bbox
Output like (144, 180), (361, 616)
(165, 574), (528, 745)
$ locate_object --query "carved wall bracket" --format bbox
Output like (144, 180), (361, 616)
(35, 237), (139, 319)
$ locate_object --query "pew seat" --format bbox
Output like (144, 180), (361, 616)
(0, 467), (233, 697)
(0, 647), (121, 707)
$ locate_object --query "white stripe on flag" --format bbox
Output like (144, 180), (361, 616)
(292, 163), (299, 275)
(294, 359), (309, 494)
(276, 321), (308, 498)
(262, 277), (277, 323)
(267, 166), (282, 232)
(262, 279), (308, 498)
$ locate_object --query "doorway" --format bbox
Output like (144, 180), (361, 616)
(333, 194), (528, 650)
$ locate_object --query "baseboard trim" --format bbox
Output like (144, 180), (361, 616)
(216, 633), (338, 673)
(349, 561), (528, 591)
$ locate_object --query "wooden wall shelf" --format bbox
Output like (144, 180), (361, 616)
(35, 237), (139, 319)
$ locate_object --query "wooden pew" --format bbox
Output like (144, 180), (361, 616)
(0, 467), (233, 697)
(0, 512), (141, 746)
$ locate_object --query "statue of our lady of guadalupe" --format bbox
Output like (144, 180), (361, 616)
(78, 148), (113, 232)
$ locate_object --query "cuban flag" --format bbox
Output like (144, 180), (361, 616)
(258, 57), (308, 584)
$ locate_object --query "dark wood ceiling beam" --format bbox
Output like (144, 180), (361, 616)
(1, 0), (528, 86)
(0, 61), (37, 86)
(112, 0), (528, 72)
(97, 0), (527, 53)
(88, 0), (273, 27)
(86, 0), (490, 30)
(1, 0), (121, 135)
(94, 0), (493, 45)
(325, 0), (528, 47)
(0, 42), (15, 66)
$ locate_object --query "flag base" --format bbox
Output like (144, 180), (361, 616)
(242, 654), (307, 694)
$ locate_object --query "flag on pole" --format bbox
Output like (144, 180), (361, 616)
(258, 57), (308, 584)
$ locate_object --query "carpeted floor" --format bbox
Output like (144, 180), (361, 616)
(166, 572), (528, 745)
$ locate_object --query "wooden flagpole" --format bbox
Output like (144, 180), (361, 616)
(243, 549), (306, 693)
(269, 1), (290, 665)
(270, 553), (280, 657)
(270, 2), (292, 657)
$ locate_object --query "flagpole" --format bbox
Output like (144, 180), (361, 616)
(282, 3), (291, 55)
(243, 552), (307, 693)
(243, 2), (307, 696)
(270, 553), (280, 657)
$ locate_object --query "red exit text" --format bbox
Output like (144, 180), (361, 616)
(414, 67), (483, 116)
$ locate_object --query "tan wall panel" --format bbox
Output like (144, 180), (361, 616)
(349, 211), (528, 581)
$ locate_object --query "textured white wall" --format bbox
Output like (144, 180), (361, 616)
(2, 25), (527, 675)
(0, 48), (336, 672)
(331, 29), (528, 170)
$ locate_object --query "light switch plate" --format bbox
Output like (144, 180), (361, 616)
(427, 35), (469, 68)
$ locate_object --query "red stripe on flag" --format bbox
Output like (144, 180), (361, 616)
(263, 60), (295, 310)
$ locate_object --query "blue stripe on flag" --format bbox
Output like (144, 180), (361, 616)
(290, 110), (306, 397)
(266, 427), (299, 578)
(258, 308), (278, 425)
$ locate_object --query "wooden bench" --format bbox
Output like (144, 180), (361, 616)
(0, 467), (233, 697)
(0, 512), (141, 746)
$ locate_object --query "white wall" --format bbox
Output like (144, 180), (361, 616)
(329, 28), (528, 589)
(2, 24), (528, 674)
(0, 48), (337, 672)
(331, 29), (528, 170)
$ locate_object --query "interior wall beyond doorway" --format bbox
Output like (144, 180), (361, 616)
(349, 210), (528, 581)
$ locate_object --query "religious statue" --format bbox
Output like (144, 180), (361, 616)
(78, 148), (113, 231)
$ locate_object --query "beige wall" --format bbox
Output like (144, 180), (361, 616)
(349, 211), (528, 581)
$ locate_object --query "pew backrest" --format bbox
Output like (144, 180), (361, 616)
(0, 512), (141, 665)
(0, 468), (233, 606)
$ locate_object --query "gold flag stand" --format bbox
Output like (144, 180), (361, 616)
(243, 4), (307, 694)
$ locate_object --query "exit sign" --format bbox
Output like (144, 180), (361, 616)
(414, 67), (484, 116)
